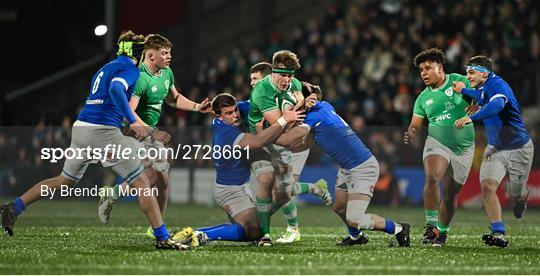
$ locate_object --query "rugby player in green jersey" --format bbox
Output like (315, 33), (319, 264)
(404, 48), (475, 246)
(247, 50), (305, 245)
(98, 34), (211, 237)
(248, 62), (331, 244)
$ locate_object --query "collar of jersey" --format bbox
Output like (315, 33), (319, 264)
(140, 62), (162, 78)
(428, 74), (449, 93)
(479, 72), (496, 90)
(117, 55), (135, 65)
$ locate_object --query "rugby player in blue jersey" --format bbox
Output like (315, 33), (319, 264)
(273, 90), (411, 247)
(453, 55), (534, 248)
(174, 93), (304, 245)
(0, 31), (187, 250)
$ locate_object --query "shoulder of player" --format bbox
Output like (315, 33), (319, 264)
(251, 79), (274, 96)
(415, 88), (429, 98)
(162, 66), (174, 77)
(291, 77), (302, 89)
(448, 72), (465, 78)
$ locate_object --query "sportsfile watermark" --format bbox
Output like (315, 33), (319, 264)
(40, 144), (250, 163)
(40, 185), (158, 199)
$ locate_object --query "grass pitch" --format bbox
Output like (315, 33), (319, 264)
(1, 199), (539, 274)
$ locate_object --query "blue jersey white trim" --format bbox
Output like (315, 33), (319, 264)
(304, 101), (372, 169)
(475, 73), (530, 150)
(78, 56), (140, 128)
(111, 77), (129, 90)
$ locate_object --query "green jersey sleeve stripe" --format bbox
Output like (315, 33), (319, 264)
(412, 113), (425, 118)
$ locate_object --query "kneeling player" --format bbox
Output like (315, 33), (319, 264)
(277, 92), (411, 247)
(175, 93), (303, 245)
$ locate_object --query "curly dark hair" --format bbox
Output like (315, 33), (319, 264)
(413, 48), (446, 67)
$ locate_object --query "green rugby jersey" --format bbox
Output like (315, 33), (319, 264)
(247, 75), (302, 133)
(412, 73), (475, 155)
(132, 63), (175, 127)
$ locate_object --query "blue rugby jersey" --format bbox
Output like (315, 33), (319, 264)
(305, 101), (373, 169)
(469, 73), (530, 150)
(78, 55), (140, 128)
(211, 117), (251, 185)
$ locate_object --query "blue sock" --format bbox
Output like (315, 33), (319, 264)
(490, 221), (506, 234)
(347, 226), (361, 238)
(198, 224), (247, 241)
(384, 219), (396, 234)
(153, 224), (170, 241)
(14, 197), (26, 216)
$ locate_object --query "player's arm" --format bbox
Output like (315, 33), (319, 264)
(109, 78), (148, 139)
(455, 97), (505, 129)
(453, 81), (479, 100)
(293, 91), (305, 111)
(165, 85), (211, 113)
(289, 133), (314, 152)
(274, 124), (309, 146)
(405, 95), (426, 144)
(404, 115), (424, 144)
(238, 109), (304, 149)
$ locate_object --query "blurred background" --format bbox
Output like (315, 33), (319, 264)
(1, 0), (539, 208)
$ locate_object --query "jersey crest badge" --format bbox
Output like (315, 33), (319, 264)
(445, 87), (453, 97)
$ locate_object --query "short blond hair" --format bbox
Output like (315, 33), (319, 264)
(145, 34), (172, 51)
(272, 50), (301, 70)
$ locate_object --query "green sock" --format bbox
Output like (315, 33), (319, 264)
(437, 223), (451, 234)
(256, 197), (273, 236)
(425, 209), (438, 227)
(291, 182), (312, 196)
(282, 201), (298, 227)
(112, 185), (122, 199)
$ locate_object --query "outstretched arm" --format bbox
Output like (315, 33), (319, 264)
(165, 85), (212, 113)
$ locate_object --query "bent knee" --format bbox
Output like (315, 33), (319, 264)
(425, 174), (443, 185)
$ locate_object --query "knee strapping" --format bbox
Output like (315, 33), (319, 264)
(252, 161), (274, 178)
(275, 167), (294, 192)
(507, 181), (527, 199)
(346, 200), (374, 230)
(152, 160), (170, 172)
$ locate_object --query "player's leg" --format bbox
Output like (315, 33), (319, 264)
(107, 132), (183, 250)
(98, 165), (159, 225)
(421, 137), (451, 244)
(479, 147), (509, 248)
(0, 175), (78, 236)
(507, 140), (534, 219)
(435, 174), (461, 246)
(1, 122), (92, 236)
(277, 149), (309, 244)
(343, 156), (410, 247)
(177, 183), (260, 245)
(434, 144), (473, 246)
(333, 189), (369, 246)
(251, 148), (276, 244)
